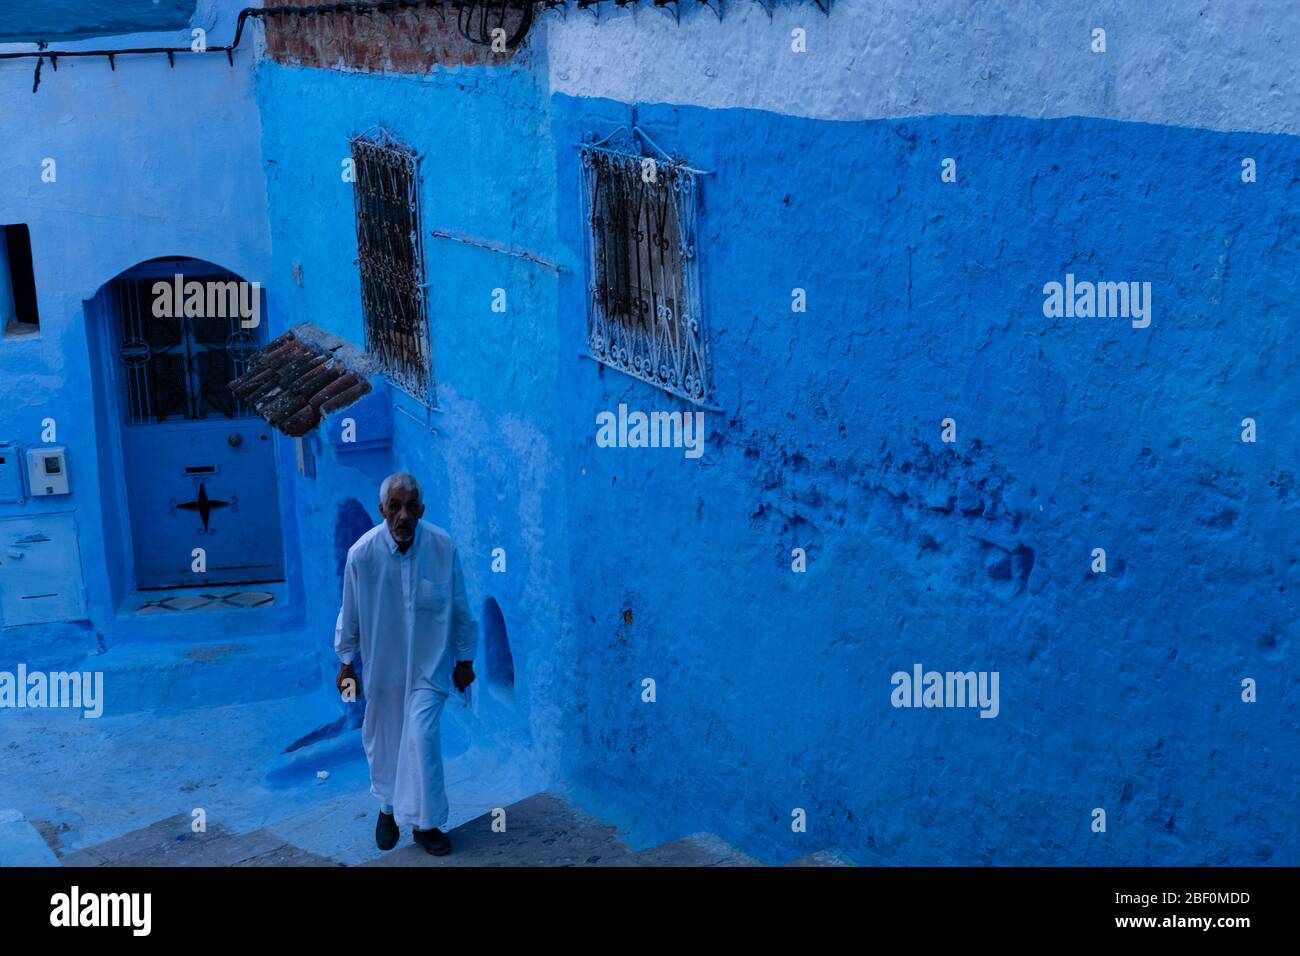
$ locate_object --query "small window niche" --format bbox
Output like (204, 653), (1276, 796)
(2, 224), (40, 339)
(482, 596), (515, 695)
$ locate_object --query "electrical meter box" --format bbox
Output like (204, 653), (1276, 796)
(27, 445), (69, 496)
(0, 443), (23, 503)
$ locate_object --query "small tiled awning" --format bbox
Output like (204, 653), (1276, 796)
(228, 323), (374, 437)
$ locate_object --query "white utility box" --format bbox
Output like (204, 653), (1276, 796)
(26, 445), (69, 496)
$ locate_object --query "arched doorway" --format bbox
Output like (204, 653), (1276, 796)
(91, 256), (284, 589)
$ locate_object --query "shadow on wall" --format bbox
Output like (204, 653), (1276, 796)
(482, 597), (514, 697)
(332, 497), (375, 723)
(335, 497), (374, 586)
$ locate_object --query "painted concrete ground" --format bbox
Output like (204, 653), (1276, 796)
(0, 616), (847, 866)
(2, 690), (837, 866)
(0, 615), (546, 867)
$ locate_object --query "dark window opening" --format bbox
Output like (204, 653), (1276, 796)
(350, 131), (432, 403)
(3, 224), (40, 338)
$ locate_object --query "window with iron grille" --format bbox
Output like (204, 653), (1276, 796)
(580, 132), (712, 405)
(350, 131), (433, 402)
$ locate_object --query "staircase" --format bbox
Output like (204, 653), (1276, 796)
(49, 792), (853, 868)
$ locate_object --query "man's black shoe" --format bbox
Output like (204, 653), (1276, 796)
(413, 827), (452, 856)
(376, 812), (399, 851)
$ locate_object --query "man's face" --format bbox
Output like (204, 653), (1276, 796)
(379, 486), (424, 543)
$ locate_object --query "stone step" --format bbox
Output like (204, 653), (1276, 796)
(54, 790), (852, 867)
(77, 637), (319, 717)
(364, 792), (641, 867)
(367, 793), (794, 868)
(0, 811), (60, 867)
(632, 832), (763, 867)
(784, 849), (855, 867)
(59, 813), (337, 867)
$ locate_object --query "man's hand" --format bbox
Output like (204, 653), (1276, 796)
(337, 662), (359, 702)
(453, 660), (475, 692)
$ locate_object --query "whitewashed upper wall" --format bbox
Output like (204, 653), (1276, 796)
(545, 0), (1300, 135)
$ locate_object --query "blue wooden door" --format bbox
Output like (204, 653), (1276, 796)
(107, 259), (285, 589)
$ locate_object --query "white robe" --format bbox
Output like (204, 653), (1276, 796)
(335, 520), (478, 830)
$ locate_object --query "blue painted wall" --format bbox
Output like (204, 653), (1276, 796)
(4, 0), (1293, 865)
(253, 49), (1298, 864)
(548, 102), (1299, 865)
(0, 0), (294, 658)
(254, 59), (572, 772)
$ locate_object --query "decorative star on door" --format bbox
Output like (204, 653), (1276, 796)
(170, 481), (239, 534)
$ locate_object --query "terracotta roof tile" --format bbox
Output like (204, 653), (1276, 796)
(228, 323), (374, 437)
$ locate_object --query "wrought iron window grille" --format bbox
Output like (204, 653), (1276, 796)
(350, 128), (435, 405)
(579, 126), (713, 406)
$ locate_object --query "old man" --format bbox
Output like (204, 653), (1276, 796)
(334, 472), (478, 855)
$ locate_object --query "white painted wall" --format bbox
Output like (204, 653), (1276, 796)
(546, 0), (1300, 134)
